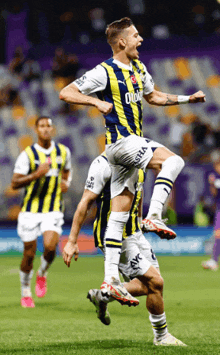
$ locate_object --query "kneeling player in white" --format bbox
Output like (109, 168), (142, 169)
(63, 153), (186, 346)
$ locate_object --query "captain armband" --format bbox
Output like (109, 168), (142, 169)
(177, 95), (190, 104)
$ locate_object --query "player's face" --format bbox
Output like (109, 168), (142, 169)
(123, 25), (143, 60)
(36, 118), (53, 141)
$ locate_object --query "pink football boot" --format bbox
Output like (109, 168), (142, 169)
(21, 297), (35, 308)
(35, 273), (47, 298)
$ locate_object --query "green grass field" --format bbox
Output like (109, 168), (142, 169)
(0, 255), (220, 355)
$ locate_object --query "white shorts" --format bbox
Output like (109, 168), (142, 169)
(17, 211), (64, 242)
(106, 135), (164, 198)
(119, 231), (159, 281)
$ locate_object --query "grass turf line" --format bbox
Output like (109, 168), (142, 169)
(0, 255), (220, 354)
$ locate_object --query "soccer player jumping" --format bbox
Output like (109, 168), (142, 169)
(60, 18), (205, 306)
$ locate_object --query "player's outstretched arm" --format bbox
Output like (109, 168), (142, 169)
(144, 89), (205, 106)
(11, 163), (50, 189)
(63, 189), (98, 267)
(59, 83), (113, 115)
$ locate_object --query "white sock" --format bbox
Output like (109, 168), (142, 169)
(147, 155), (185, 219)
(149, 312), (168, 340)
(104, 211), (129, 283)
(20, 269), (34, 297)
(97, 289), (115, 303)
(38, 255), (49, 277)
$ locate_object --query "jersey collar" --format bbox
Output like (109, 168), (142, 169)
(34, 141), (55, 155)
(113, 59), (133, 71)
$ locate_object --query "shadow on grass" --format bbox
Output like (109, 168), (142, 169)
(1, 339), (149, 353)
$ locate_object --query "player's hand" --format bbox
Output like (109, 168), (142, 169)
(95, 100), (113, 115)
(189, 90), (206, 103)
(34, 163), (50, 178)
(63, 241), (79, 267)
(60, 179), (70, 193)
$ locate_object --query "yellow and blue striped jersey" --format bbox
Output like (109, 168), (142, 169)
(97, 58), (145, 144)
(21, 143), (67, 213)
(93, 162), (146, 248)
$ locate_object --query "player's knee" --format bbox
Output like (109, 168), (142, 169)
(44, 242), (57, 253)
(163, 155), (185, 174)
(150, 274), (164, 294)
(175, 155), (185, 172)
(23, 243), (36, 259)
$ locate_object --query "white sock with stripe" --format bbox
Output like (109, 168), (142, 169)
(147, 155), (185, 219)
(104, 211), (129, 283)
(149, 312), (168, 340)
(38, 255), (49, 277)
(20, 269), (34, 297)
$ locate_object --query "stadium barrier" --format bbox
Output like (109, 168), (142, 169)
(0, 226), (213, 256)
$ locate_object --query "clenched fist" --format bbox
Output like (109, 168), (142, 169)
(189, 90), (206, 103)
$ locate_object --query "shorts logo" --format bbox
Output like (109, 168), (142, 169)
(130, 253), (142, 270)
(134, 147), (148, 165)
(85, 176), (94, 189)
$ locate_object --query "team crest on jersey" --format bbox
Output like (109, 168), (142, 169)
(46, 157), (52, 164)
(130, 75), (137, 84)
(56, 156), (63, 164)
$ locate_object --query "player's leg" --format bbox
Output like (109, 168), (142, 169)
(106, 135), (185, 239)
(36, 212), (63, 297)
(35, 230), (59, 298)
(104, 187), (133, 282)
(142, 145), (185, 239)
(202, 212), (220, 270)
(17, 212), (40, 308)
(120, 233), (186, 346)
(100, 158), (139, 305)
(20, 240), (36, 307)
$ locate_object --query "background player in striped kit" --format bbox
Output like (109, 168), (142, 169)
(11, 116), (71, 308)
(63, 153), (186, 346)
(59, 17), (205, 305)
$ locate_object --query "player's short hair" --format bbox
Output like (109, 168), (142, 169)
(106, 17), (133, 47)
(35, 116), (52, 127)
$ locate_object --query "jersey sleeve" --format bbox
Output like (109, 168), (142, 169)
(84, 156), (111, 195)
(64, 146), (72, 170)
(13, 151), (30, 175)
(142, 63), (154, 95)
(73, 65), (107, 95)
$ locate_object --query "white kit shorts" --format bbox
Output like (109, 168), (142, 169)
(119, 231), (159, 281)
(17, 211), (64, 242)
(105, 135), (164, 198)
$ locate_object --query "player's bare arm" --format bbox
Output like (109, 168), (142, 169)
(11, 163), (50, 189)
(59, 83), (113, 115)
(63, 189), (98, 267)
(60, 169), (71, 193)
(144, 89), (206, 106)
